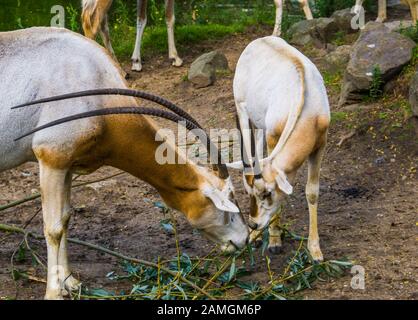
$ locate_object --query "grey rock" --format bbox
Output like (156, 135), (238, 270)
(288, 18), (339, 48)
(188, 51), (229, 88)
(331, 8), (357, 34)
(326, 43), (338, 52)
(384, 20), (414, 32)
(383, 78), (397, 94)
(339, 22), (416, 105)
(409, 67), (418, 118)
(324, 45), (352, 72)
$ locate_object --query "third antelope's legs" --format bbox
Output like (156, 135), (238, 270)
(131, 0), (148, 71)
(165, 0), (183, 67)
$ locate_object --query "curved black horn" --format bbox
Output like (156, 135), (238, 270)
(249, 120), (263, 180)
(235, 115), (251, 170)
(235, 115), (262, 179)
(11, 88), (201, 129)
(14, 107), (230, 179)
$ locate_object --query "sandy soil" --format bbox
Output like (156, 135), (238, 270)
(0, 26), (417, 300)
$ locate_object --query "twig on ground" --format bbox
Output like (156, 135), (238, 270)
(0, 223), (215, 300)
(23, 232), (46, 270)
(0, 193), (40, 212)
(19, 273), (47, 284)
(337, 130), (356, 147)
(10, 238), (25, 300)
(0, 171), (125, 213)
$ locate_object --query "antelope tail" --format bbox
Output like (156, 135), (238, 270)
(81, 0), (99, 38)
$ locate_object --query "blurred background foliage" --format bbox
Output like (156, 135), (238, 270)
(0, 0), (375, 58)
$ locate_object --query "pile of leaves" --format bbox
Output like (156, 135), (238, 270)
(73, 203), (352, 300)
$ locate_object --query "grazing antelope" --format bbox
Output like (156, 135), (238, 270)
(230, 36), (330, 259)
(354, 0), (418, 23)
(273, 0), (314, 36)
(1, 27), (249, 299)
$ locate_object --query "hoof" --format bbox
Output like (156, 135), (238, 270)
(44, 290), (64, 300)
(268, 245), (283, 255)
(309, 249), (324, 263)
(131, 61), (142, 72)
(308, 240), (323, 263)
(312, 255), (324, 264)
(171, 57), (183, 67)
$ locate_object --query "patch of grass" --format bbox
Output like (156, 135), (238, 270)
(369, 65), (384, 100)
(313, 0), (376, 18)
(389, 98), (414, 119)
(331, 111), (348, 123)
(66, 4), (80, 32)
(412, 46), (418, 65)
(401, 46), (418, 77)
(400, 100), (413, 118)
(113, 0), (133, 26)
(331, 30), (347, 46)
(111, 23), (247, 59)
(313, 0), (357, 17)
(378, 111), (388, 120)
(99, 0), (280, 60)
(323, 71), (343, 93)
(399, 23), (418, 43)
(216, 69), (233, 77)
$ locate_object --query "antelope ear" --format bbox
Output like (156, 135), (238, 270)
(203, 187), (240, 213)
(275, 170), (293, 195)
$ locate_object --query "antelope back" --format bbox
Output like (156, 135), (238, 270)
(0, 27), (128, 171)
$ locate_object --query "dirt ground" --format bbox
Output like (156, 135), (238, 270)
(0, 26), (417, 300)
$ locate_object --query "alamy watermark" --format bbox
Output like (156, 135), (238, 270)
(50, 5), (65, 28)
(350, 265), (366, 290)
(154, 123), (265, 168)
(351, 5), (366, 30)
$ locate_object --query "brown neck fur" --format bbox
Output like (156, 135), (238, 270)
(102, 114), (211, 220)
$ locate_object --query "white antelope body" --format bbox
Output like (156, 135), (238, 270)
(0, 27), (249, 299)
(232, 36), (330, 259)
(81, 0), (314, 71)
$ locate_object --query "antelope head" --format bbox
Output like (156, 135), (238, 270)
(242, 161), (292, 231)
(228, 119), (293, 231)
(185, 166), (249, 253)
